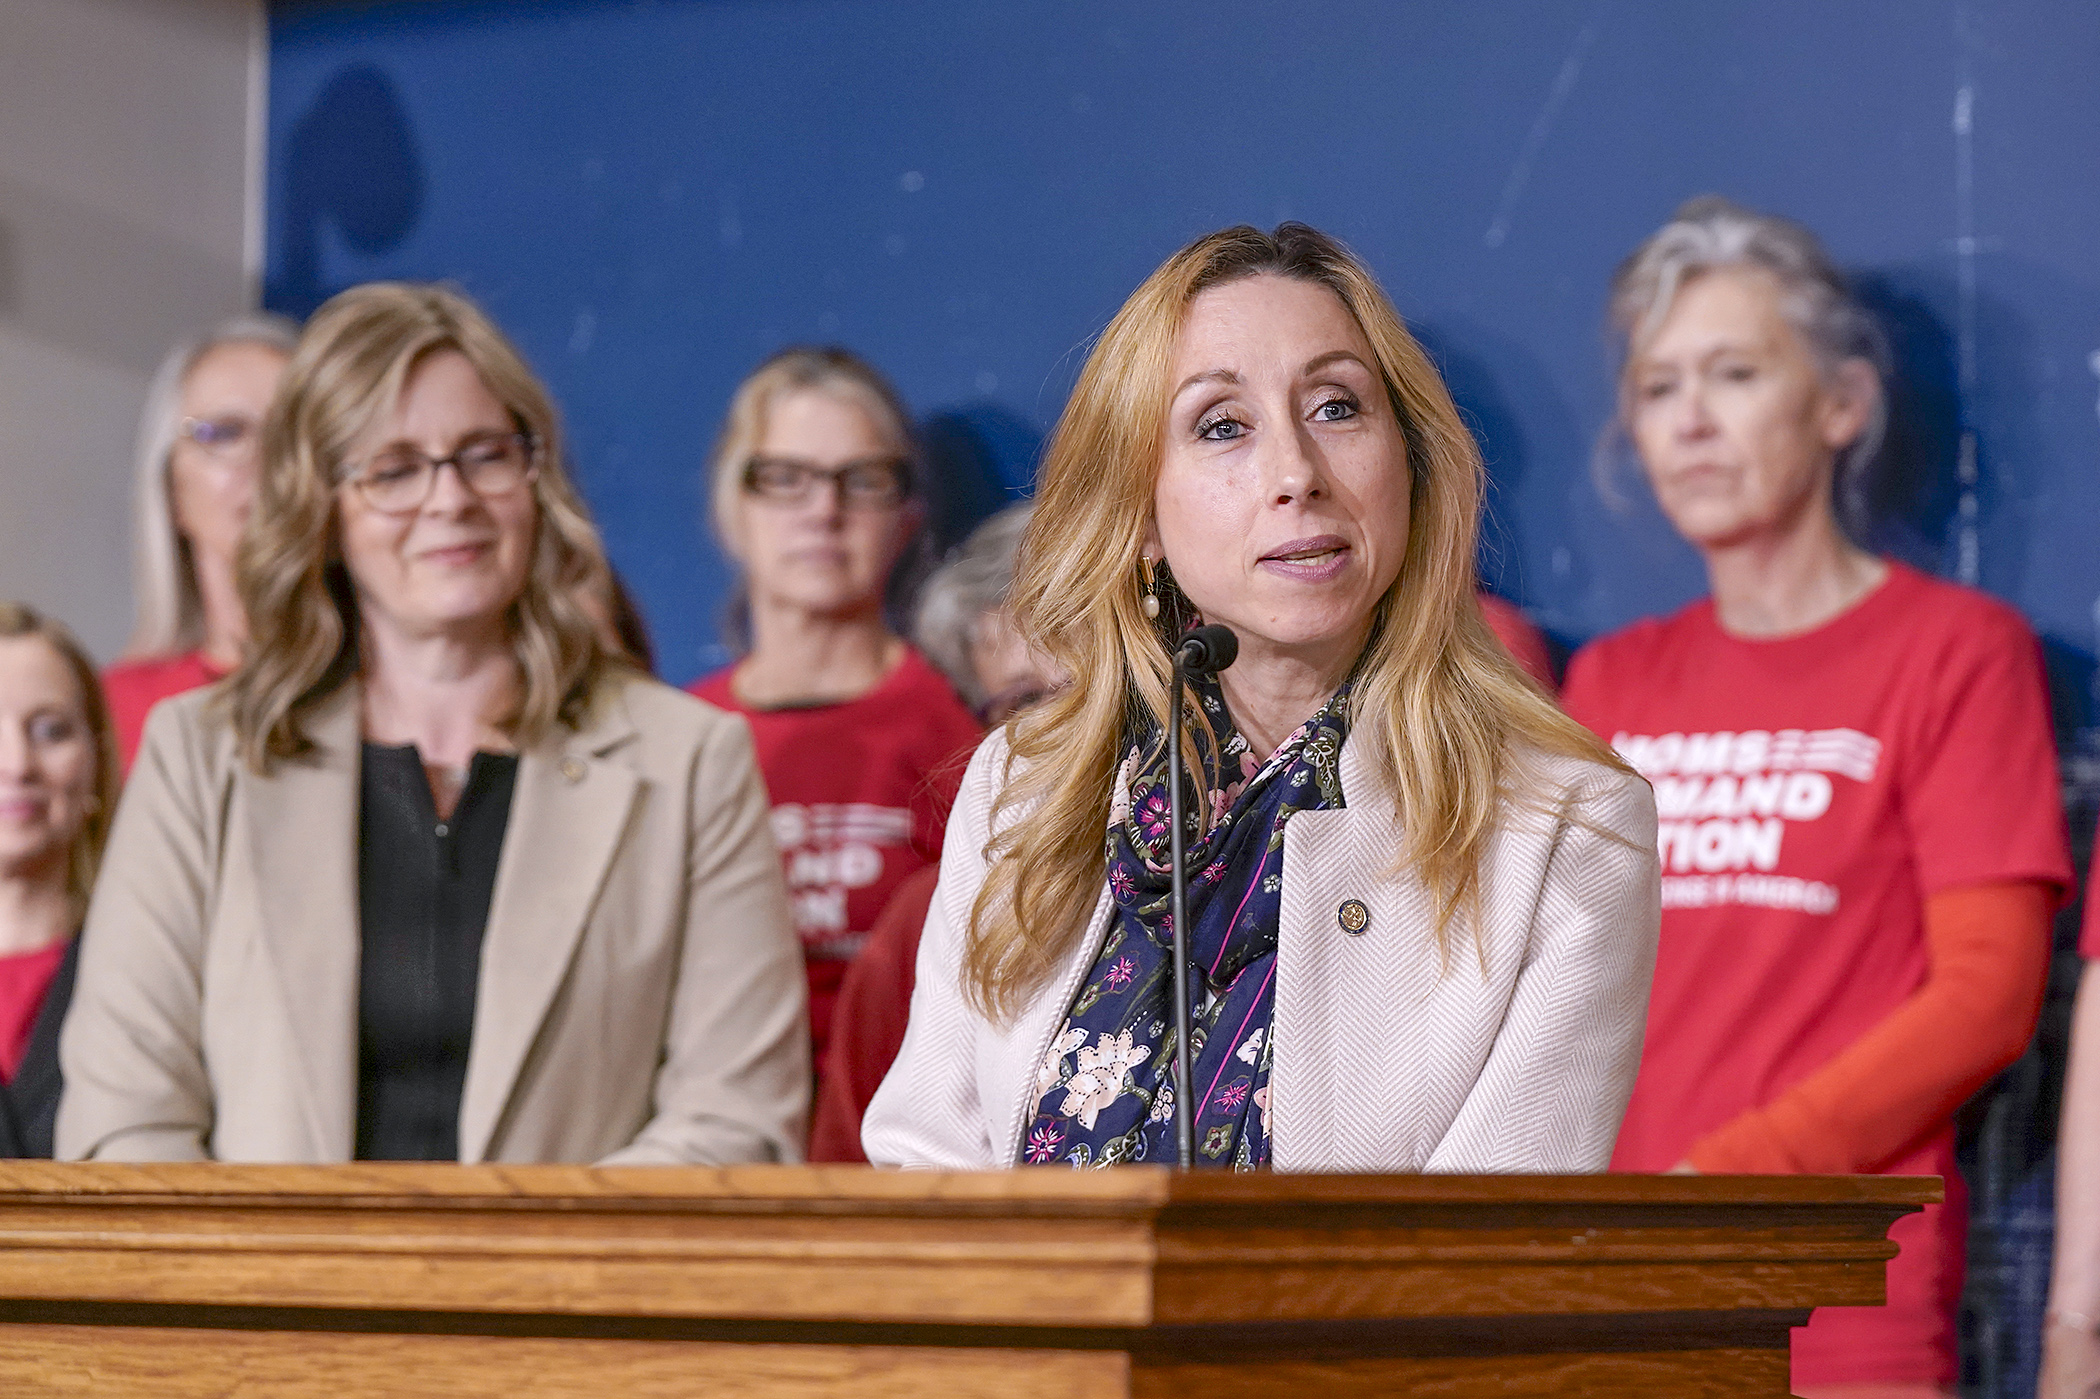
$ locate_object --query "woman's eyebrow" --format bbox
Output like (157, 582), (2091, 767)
(1171, 368), (1240, 402)
(1300, 350), (1368, 376)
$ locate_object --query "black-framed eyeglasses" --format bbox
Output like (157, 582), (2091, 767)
(342, 431), (541, 515)
(176, 415), (260, 457)
(742, 455), (911, 509)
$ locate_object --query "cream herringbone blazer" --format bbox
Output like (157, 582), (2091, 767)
(863, 728), (1659, 1171)
(57, 672), (810, 1165)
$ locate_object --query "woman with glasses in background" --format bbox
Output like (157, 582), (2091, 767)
(104, 314), (298, 774)
(58, 283), (809, 1164)
(689, 348), (981, 1105)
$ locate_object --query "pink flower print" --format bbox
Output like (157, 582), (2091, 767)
(1253, 1085), (1270, 1134)
(1033, 1026), (1087, 1104)
(1213, 1077), (1251, 1113)
(1198, 859), (1226, 886)
(1024, 1123), (1065, 1163)
(1105, 956), (1137, 990)
(1108, 865), (1136, 899)
(1060, 1030), (1151, 1129)
(1136, 789), (1172, 844)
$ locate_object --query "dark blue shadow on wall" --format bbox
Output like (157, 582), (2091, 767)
(919, 403), (1041, 554)
(1413, 316), (1594, 681)
(267, 63), (426, 319)
(1851, 270), (1962, 574)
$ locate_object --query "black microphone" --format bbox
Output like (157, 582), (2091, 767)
(1175, 624), (1239, 675)
(1165, 623), (1237, 1167)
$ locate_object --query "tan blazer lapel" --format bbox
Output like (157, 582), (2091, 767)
(456, 692), (641, 1162)
(242, 685), (362, 1160)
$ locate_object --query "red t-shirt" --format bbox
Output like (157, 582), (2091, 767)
(0, 940), (70, 1081)
(1479, 591), (1556, 690)
(104, 650), (227, 776)
(1562, 562), (2070, 1386)
(689, 646), (980, 1069)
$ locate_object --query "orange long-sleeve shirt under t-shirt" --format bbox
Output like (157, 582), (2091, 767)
(1684, 880), (2051, 1174)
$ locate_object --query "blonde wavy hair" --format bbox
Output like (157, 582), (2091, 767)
(224, 283), (613, 771)
(967, 223), (1623, 1017)
(0, 603), (120, 911)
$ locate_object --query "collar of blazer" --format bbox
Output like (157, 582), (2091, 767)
(240, 675), (644, 1162)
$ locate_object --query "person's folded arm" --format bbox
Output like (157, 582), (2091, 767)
(1685, 879), (2051, 1175)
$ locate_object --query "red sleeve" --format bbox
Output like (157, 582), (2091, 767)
(1898, 608), (2071, 900)
(1478, 592), (1557, 691)
(807, 864), (939, 1163)
(1686, 880), (2052, 1174)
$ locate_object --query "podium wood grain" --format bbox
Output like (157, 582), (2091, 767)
(0, 1164), (1934, 1397)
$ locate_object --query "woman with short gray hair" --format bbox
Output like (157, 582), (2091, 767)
(912, 503), (1052, 723)
(103, 313), (298, 772)
(1562, 196), (2070, 1395)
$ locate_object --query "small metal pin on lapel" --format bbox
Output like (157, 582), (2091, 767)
(560, 758), (586, 784)
(1337, 899), (1370, 935)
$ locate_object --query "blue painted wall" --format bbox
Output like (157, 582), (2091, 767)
(267, 0), (2100, 704)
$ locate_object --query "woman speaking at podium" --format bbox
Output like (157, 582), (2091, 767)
(865, 224), (1659, 1171)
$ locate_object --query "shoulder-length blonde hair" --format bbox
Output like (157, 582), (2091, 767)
(704, 346), (933, 651)
(224, 283), (613, 771)
(125, 312), (300, 659)
(967, 223), (1623, 1017)
(0, 602), (120, 911)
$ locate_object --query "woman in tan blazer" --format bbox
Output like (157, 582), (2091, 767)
(863, 224), (1658, 1171)
(57, 284), (809, 1164)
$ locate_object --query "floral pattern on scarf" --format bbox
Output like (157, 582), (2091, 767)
(1018, 672), (1349, 1169)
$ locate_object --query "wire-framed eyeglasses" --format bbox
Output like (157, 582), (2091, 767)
(342, 432), (541, 515)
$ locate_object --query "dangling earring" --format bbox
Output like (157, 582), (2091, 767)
(1140, 556), (1161, 620)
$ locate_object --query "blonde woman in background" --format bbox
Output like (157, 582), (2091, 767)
(688, 348), (980, 1097)
(104, 314), (299, 773)
(0, 604), (118, 1157)
(864, 224), (1659, 1172)
(59, 283), (808, 1164)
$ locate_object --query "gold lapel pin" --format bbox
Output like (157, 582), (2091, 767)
(560, 757), (586, 784)
(1337, 899), (1370, 935)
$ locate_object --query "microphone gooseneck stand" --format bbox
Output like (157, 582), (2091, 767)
(1166, 624), (1239, 1168)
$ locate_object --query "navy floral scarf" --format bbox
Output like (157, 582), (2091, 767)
(1018, 674), (1350, 1169)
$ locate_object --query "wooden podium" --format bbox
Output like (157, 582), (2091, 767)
(0, 1163), (1932, 1397)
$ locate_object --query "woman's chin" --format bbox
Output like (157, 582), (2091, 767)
(1214, 616), (1372, 667)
